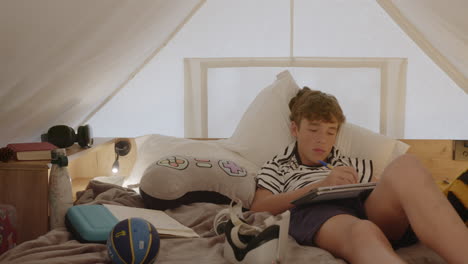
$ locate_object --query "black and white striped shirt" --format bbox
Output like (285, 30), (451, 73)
(255, 142), (374, 194)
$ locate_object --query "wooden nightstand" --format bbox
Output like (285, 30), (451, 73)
(0, 143), (98, 244)
(0, 160), (50, 243)
(0, 138), (136, 244)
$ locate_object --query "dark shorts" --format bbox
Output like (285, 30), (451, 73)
(289, 190), (418, 249)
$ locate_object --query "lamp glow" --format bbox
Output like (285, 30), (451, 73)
(112, 139), (131, 174)
(112, 158), (119, 174)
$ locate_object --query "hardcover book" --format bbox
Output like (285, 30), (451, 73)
(6, 142), (58, 161)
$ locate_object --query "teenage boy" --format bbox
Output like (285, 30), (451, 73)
(251, 88), (468, 264)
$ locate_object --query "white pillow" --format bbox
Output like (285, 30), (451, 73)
(335, 122), (409, 178)
(219, 70), (408, 177)
(220, 70), (300, 167)
(124, 134), (258, 208)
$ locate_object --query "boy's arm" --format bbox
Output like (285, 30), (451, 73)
(250, 166), (359, 215)
(250, 181), (326, 215)
(335, 154), (374, 183)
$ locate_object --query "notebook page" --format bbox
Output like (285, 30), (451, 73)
(104, 204), (199, 238)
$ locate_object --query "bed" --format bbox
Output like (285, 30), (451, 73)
(1, 71), (467, 264)
(0, 136), (465, 264)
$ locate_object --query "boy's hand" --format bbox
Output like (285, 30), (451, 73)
(322, 166), (359, 186)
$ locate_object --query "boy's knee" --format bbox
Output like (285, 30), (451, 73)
(382, 154), (431, 185)
(389, 154), (424, 171)
(394, 153), (421, 166)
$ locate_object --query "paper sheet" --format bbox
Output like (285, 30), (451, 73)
(104, 204), (199, 238)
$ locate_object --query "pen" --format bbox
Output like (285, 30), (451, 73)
(319, 160), (334, 169)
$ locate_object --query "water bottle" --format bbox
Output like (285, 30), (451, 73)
(49, 148), (73, 229)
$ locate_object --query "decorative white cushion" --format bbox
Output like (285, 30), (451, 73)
(140, 154), (257, 210)
(220, 70), (408, 178)
(125, 134), (258, 209)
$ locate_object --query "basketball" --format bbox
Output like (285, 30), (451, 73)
(107, 218), (160, 264)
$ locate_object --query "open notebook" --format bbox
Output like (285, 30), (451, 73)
(291, 182), (377, 206)
(104, 204), (199, 238)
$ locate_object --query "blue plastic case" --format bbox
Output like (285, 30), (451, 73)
(65, 204), (118, 243)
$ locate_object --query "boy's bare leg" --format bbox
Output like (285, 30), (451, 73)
(314, 214), (406, 264)
(364, 154), (468, 264)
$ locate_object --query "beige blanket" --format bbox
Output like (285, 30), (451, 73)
(0, 181), (446, 264)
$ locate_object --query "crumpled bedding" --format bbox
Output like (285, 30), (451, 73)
(0, 181), (446, 264)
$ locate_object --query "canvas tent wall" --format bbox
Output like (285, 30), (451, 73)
(0, 0), (203, 146)
(1, 0), (467, 147)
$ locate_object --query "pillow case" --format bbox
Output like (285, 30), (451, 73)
(335, 122), (409, 178)
(220, 70), (300, 168)
(219, 70), (408, 178)
(124, 134), (258, 209)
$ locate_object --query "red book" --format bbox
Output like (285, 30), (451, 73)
(6, 142), (58, 161)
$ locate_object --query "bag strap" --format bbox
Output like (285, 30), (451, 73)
(213, 199), (291, 262)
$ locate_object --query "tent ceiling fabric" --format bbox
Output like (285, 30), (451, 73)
(378, 0), (468, 93)
(1, 0), (466, 146)
(0, 0), (203, 146)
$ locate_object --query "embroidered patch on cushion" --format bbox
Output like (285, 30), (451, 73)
(218, 160), (247, 177)
(156, 156), (189, 170)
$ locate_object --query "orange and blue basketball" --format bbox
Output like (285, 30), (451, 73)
(107, 218), (160, 264)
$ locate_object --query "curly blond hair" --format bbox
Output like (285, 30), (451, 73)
(289, 87), (346, 127)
